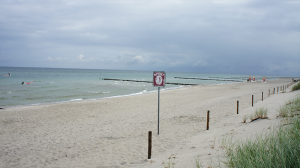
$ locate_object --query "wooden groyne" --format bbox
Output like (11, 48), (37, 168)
(209, 77), (248, 80)
(101, 78), (198, 86)
(174, 77), (244, 82)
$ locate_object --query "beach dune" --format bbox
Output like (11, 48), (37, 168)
(0, 78), (297, 168)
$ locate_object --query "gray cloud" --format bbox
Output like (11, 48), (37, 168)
(0, 0), (299, 76)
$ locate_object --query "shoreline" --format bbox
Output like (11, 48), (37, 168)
(1, 78), (248, 109)
(0, 78), (297, 167)
(1, 78), (282, 109)
(0, 84), (186, 109)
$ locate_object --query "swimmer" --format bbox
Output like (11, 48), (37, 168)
(26, 81), (34, 85)
(21, 81), (24, 85)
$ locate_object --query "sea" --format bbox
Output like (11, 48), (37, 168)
(0, 67), (278, 107)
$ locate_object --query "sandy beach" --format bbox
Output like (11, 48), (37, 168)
(0, 78), (298, 168)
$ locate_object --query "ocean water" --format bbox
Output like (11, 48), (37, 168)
(0, 67), (276, 107)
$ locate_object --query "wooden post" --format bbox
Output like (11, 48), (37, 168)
(237, 101), (239, 114)
(274, 88), (275, 94)
(148, 131), (152, 159)
(262, 92), (263, 101)
(206, 110), (210, 130)
(277, 87), (278, 93)
(269, 89), (270, 97)
(252, 95), (254, 107)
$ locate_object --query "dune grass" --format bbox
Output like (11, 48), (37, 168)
(292, 82), (300, 91)
(278, 95), (300, 118)
(243, 107), (268, 123)
(194, 156), (203, 168)
(254, 107), (268, 119)
(224, 118), (300, 168)
(223, 96), (300, 168)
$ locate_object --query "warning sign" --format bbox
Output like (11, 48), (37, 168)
(153, 71), (166, 87)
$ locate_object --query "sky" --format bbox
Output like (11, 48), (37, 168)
(0, 0), (299, 76)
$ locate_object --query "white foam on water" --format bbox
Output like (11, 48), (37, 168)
(30, 103), (41, 106)
(90, 91), (110, 94)
(90, 91), (98, 93)
(69, 98), (83, 102)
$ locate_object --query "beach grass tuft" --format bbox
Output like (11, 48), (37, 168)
(292, 82), (300, 91)
(195, 156), (203, 168)
(247, 107), (268, 122)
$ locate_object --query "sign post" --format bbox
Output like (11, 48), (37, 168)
(153, 71), (166, 135)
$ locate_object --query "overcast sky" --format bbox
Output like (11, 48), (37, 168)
(0, 0), (299, 76)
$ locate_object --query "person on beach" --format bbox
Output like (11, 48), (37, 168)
(263, 77), (266, 82)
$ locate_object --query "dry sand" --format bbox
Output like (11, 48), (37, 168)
(0, 78), (298, 168)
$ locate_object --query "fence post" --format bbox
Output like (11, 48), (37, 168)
(237, 101), (239, 114)
(252, 95), (254, 107)
(206, 110), (210, 130)
(262, 92), (263, 101)
(148, 131), (152, 159)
